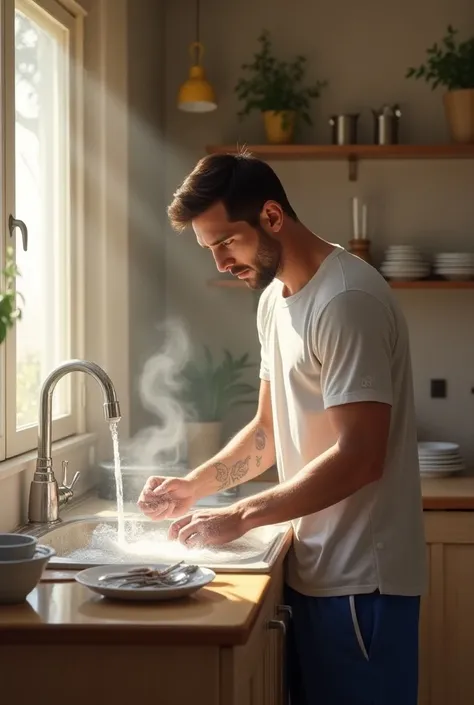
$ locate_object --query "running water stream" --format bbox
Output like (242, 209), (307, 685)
(109, 421), (125, 545)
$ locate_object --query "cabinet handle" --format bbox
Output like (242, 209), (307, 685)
(268, 618), (289, 705)
(277, 604), (293, 620)
(268, 618), (287, 636)
(8, 214), (28, 251)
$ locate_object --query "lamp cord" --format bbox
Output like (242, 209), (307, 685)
(196, 0), (200, 45)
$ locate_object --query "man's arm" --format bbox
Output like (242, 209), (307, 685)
(237, 289), (395, 529)
(186, 380), (276, 499)
(237, 400), (390, 530)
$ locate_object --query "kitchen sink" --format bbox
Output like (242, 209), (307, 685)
(21, 515), (291, 573)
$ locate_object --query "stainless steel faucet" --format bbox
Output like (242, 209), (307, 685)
(28, 359), (121, 525)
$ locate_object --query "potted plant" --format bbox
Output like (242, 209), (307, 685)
(179, 346), (257, 469)
(0, 248), (22, 345)
(406, 25), (474, 143)
(234, 29), (327, 145)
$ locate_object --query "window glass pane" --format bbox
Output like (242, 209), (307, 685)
(14, 3), (71, 429)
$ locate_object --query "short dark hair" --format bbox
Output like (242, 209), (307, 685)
(167, 149), (298, 232)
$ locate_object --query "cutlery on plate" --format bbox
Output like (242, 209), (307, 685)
(98, 560), (186, 583)
(122, 565), (199, 589)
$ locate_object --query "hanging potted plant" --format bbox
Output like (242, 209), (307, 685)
(0, 248), (22, 345)
(234, 30), (328, 145)
(406, 25), (474, 143)
(179, 346), (257, 470)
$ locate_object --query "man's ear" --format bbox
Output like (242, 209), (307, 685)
(260, 201), (284, 233)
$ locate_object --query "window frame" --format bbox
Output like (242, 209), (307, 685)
(0, 0), (85, 461)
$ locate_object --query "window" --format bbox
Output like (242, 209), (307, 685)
(0, 0), (84, 461)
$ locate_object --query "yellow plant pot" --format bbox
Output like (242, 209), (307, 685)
(263, 110), (296, 144)
(443, 89), (474, 143)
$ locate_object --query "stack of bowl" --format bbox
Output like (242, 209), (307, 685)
(0, 533), (55, 605)
(379, 245), (430, 281)
(432, 252), (474, 281)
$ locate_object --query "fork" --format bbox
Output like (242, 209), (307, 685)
(98, 560), (186, 583)
(121, 565), (199, 589)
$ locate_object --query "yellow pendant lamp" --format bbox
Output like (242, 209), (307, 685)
(178, 0), (217, 113)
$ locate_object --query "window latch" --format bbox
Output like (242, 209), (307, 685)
(8, 214), (28, 252)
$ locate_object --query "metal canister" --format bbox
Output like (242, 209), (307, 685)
(329, 113), (360, 145)
(372, 104), (402, 145)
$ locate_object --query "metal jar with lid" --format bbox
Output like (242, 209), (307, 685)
(372, 104), (402, 145)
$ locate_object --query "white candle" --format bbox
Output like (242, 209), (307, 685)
(352, 197), (359, 239)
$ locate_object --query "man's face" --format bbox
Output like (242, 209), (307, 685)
(193, 202), (282, 291)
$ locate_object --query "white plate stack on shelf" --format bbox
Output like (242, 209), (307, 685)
(432, 252), (474, 281)
(379, 245), (430, 281)
(417, 442), (465, 478)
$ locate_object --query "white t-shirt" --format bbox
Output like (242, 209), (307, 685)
(257, 244), (427, 597)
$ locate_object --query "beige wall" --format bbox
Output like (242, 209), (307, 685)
(127, 0), (167, 435)
(162, 0), (474, 464)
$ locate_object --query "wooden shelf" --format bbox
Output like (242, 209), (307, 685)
(208, 278), (474, 290)
(205, 143), (474, 181)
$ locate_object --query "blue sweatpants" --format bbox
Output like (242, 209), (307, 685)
(284, 585), (420, 705)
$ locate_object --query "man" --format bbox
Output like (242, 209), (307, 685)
(137, 150), (427, 705)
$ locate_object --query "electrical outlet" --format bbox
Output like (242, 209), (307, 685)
(430, 379), (446, 398)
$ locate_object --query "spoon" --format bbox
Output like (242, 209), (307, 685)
(98, 560), (186, 583)
(123, 565), (199, 589)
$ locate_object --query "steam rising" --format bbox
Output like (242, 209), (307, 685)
(122, 319), (192, 470)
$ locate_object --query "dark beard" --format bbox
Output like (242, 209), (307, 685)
(249, 226), (282, 290)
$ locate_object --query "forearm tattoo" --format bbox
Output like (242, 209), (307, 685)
(214, 456), (251, 490)
(255, 427), (266, 451)
(213, 427), (267, 491)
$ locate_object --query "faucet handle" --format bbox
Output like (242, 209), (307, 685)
(61, 460), (80, 492)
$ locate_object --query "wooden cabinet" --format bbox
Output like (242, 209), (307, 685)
(0, 566), (288, 705)
(221, 560), (287, 705)
(419, 511), (474, 705)
(8, 508), (474, 705)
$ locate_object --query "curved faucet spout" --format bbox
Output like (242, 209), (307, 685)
(28, 360), (122, 525)
(37, 360), (121, 469)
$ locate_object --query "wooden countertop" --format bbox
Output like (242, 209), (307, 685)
(0, 571), (272, 646)
(421, 476), (474, 510)
(1, 476), (473, 646)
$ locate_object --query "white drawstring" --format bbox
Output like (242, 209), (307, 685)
(349, 595), (369, 661)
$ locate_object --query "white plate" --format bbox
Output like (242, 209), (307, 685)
(420, 454), (464, 461)
(434, 267), (474, 273)
(381, 265), (429, 271)
(418, 453), (462, 461)
(382, 255), (425, 262)
(382, 274), (426, 281)
(419, 459), (464, 468)
(418, 442), (459, 453)
(75, 563), (216, 602)
(420, 469), (462, 479)
(419, 461), (464, 469)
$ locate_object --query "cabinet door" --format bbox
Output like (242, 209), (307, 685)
(221, 569), (287, 705)
(418, 545), (431, 705)
(422, 512), (474, 705)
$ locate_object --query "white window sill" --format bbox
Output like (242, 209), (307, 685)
(0, 433), (98, 482)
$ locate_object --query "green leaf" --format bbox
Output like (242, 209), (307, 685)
(0, 248), (23, 345)
(405, 25), (474, 90)
(234, 29), (328, 122)
(178, 346), (258, 422)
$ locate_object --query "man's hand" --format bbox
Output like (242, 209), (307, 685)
(137, 476), (197, 520)
(168, 506), (247, 548)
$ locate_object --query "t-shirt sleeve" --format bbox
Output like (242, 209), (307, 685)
(314, 289), (394, 409)
(256, 294), (271, 382)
